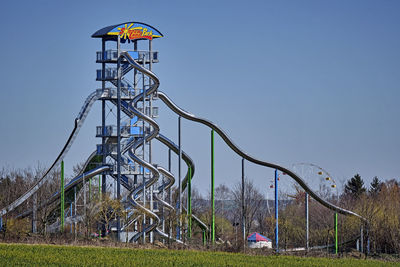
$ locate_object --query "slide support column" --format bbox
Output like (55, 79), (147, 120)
(241, 158), (245, 250)
(116, 35), (121, 242)
(188, 165), (192, 239)
(306, 192), (309, 251)
(335, 213), (338, 254)
(211, 130), (215, 243)
(60, 161), (65, 232)
(275, 169), (278, 253)
(177, 116), (182, 240)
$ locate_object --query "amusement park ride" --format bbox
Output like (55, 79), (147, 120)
(0, 22), (367, 249)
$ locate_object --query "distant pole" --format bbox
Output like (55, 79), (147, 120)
(274, 169), (278, 253)
(60, 161), (65, 232)
(70, 202), (73, 234)
(305, 192), (309, 251)
(32, 192), (37, 234)
(211, 129), (215, 243)
(168, 149), (172, 239)
(74, 186), (77, 236)
(360, 225), (364, 253)
(241, 158), (245, 250)
(83, 174), (86, 225)
(187, 165), (192, 239)
(367, 228), (370, 255)
(335, 213), (338, 254)
(335, 189), (339, 254)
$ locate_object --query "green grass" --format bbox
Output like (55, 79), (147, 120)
(0, 243), (394, 266)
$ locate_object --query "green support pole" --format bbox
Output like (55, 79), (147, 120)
(203, 231), (206, 246)
(60, 161), (65, 232)
(89, 177), (91, 202)
(98, 175), (101, 198)
(335, 213), (338, 254)
(188, 166), (192, 239)
(211, 130), (215, 243)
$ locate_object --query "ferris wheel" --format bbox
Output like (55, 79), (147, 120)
(290, 163), (340, 250)
(291, 163), (338, 203)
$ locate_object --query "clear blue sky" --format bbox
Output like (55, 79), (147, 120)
(0, 0), (399, 197)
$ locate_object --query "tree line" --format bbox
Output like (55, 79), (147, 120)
(188, 173), (399, 254)
(0, 164), (399, 254)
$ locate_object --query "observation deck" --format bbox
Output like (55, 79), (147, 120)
(96, 50), (158, 64)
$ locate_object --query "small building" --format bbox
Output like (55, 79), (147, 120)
(247, 232), (272, 249)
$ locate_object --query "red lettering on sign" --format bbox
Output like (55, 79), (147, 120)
(127, 29), (141, 39)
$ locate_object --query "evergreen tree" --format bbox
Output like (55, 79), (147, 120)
(344, 174), (366, 198)
(369, 176), (382, 196)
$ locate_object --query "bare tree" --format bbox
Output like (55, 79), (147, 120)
(215, 184), (231, 218)
(231, 178), (264, 236)
(36, 168), (61, 235)
(96, 194), (123, 237)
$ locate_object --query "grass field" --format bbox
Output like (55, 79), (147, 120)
(0, 243), (395, 266)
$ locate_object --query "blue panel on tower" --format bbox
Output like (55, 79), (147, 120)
(131, 117), (141, 134)
(128, 51), (139, 60)
(139, 166), (150, 174)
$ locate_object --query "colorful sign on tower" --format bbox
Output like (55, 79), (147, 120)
(108, 23), (162, 41)
(92, 22), (163, 42)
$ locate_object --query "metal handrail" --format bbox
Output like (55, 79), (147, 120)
(96, 50), (158, 62)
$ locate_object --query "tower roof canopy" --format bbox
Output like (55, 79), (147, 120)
(92, 22), (163, 42)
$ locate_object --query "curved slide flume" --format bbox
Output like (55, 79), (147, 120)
(119, 133), (209, 239)
(155, 134), (194, 193)
(0, 90), (102, 217)
(17, 151), (109, 219)
(154, 166), (175, 211)
(155, 134), (209, 233)
(117, 52), (208, 241)
(47, 165), (110, 209)
(117, 51), (162, 241)
(115, 163), (182, 244)
(153, 166), (184, 244)
(126, 150), (162, 242)
(123, 133), (207, 242)
(157, 91), (367, 222)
